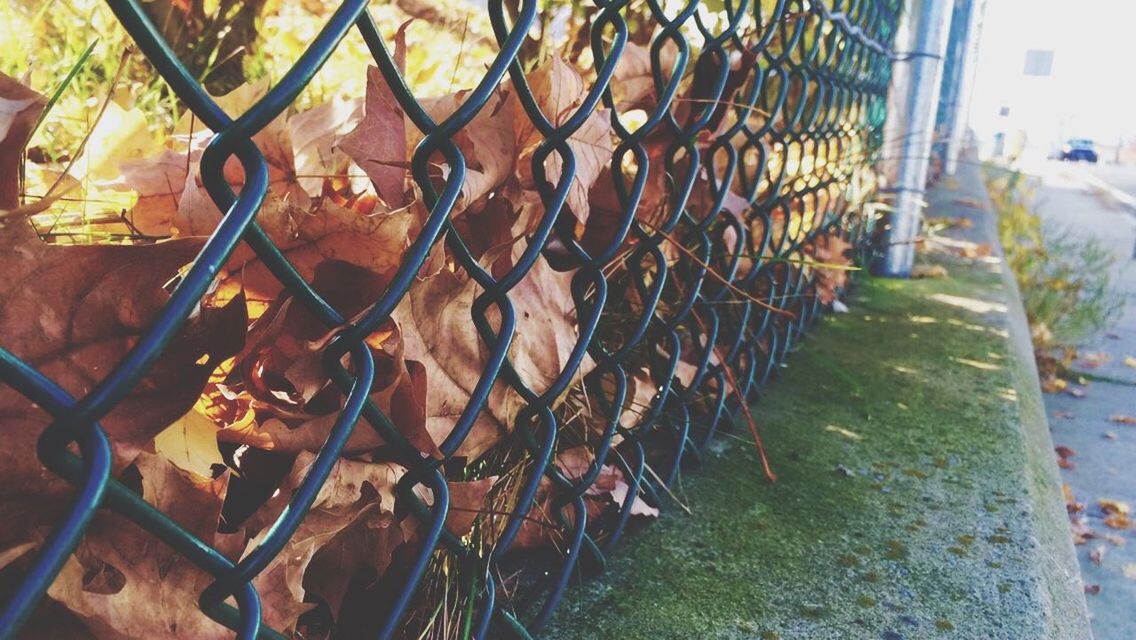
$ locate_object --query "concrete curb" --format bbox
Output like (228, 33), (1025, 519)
(937, 160), (1093, 638)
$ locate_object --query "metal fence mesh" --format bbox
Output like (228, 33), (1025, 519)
(0, 0), (900, 637)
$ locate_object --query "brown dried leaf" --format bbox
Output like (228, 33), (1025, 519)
(1104, 513), (1131, 530)
(47, 454), (233, 639)
(0, 73), (46, 209)
(1100, 499), (1131, 516)
(340, 65), (408, 209)
(395, 243), (592, 460)
(514, 57), (613, 227)
(222, 259), (440, 459)
(250, 453), (404, 626)
(0, 224), (245, 523)
(416, 89), (516, 209)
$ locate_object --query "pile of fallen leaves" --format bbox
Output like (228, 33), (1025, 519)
(0, 16), (866, 638)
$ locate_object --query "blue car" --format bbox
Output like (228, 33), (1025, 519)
(1061, 139), (1099, 163)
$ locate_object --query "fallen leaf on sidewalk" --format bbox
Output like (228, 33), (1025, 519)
(1089, 545), (1106, 565)
(1124, 565), (1136, 580)
(1055, 445), (1076, 469)
(1085, 584), (1101, 595)
(1053, 410), (1074, 420)
(1104, 513), (1131, 530)
(1041, 377), (1067, 393)
(1100, 499), (1131, 516)
(1125, 355), (1136, 369)
(1109, 414), (1136, 425)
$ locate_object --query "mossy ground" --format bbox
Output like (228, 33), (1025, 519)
(544, 254), (1071, 639)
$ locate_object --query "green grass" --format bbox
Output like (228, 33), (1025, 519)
(543, 254), (1081, 639)
(984, 168), (1123, 350)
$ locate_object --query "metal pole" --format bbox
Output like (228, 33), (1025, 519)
(944, 0), (984, 175)
(884, 0), (956, 277)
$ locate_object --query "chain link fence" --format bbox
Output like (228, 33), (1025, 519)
(1, 0), (900, 637)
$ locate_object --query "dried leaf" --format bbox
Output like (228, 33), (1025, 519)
(811, 233), (852, 305)
(416, 89), (517, 209)
(250, 453), (404, 626)
(0, 73), (46, 209)
(610, 41), (656, 109)
(154, 408), (226, 479)
(514, 57), (613, 227)
(1100, 499), (1131, 516)
(340, 65), (408, 208)
(289, 96), (365, 198)
(114, 149), (197, 236)
(1109, 414), (1136, 425)
(47, 454), (233, 639)
(395, 243), (593, 460)
(911, 264), (949, 279)
(1103, 513), (1131, 530)
(0, 224), (245, 517)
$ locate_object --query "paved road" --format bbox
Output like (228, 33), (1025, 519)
(1020, 159), (1136, 638)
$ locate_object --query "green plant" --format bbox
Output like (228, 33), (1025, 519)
(984, 167), (1124, 350)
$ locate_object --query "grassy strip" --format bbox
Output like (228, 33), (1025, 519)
(545, 257), (1072, 639)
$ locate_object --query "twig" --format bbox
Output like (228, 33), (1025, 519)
(673, 277), (776, 483)
(639, 218), (797, 318)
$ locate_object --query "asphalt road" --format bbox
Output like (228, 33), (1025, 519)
(1021, 159), (1136, 638)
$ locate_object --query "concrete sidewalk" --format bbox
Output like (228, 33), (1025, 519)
(544, 163), (1090, 639)
(1022, 159), (1136, 638)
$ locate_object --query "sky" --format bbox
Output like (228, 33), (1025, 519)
(968, 0), (1136, 156)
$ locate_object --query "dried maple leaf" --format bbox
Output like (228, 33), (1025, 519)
(121, 79), (368, 239)
(1055, 445), (1076, 469)
(513, 57), (613, 228)
(610, 41), (656, 109)
(340, 65), (408, 209)
(1103, 513), (1131, 530)
(213, 196), (426, 301)
(415, 89), (517, 210)
(45, 454), (234, 639)
(245, 453), (404, 628)
(114, 149), (199, 236)
(218, 259), (440, 459)
(0, 223), (245, 529)
(401, 475), (499, 542)
(394, 242), (593, 460)
(0, 73), (46, 209)
(1040, 376), (1065, 393)
(289, 96), (366, 199)
(512, 445), (657, 550)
